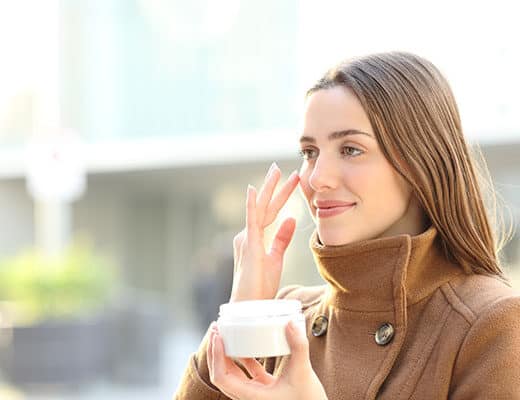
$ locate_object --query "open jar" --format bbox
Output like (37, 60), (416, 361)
(216, 299), (306, 358)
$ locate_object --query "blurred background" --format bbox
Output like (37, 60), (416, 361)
(0, 0), (518, 398)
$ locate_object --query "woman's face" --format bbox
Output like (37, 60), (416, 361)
(298, 86), (427, 246)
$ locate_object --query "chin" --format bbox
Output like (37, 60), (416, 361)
(317, 228), (357, 246)
(317, 221), (389, 246)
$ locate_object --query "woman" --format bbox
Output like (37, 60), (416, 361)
(175, 52), (520, 399)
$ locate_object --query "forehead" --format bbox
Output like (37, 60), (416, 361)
(301, 86), (373, 138)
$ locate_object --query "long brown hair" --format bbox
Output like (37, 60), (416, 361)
(306, 51), (512, 279)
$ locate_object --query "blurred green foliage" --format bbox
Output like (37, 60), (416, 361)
(0, 240), (118, 325)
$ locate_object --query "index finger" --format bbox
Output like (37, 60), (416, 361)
(263, 170), (300, 227)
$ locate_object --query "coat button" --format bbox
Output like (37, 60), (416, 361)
(312, 315), (328, 337)
(375, 322), (395, 346)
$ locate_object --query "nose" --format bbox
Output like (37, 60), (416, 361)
(308, 155), (338, 192)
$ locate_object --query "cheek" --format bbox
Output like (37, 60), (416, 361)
(363, 165), (411, 210)
(339, 164), (371, 200)
(392, 174), (413, 208)
(344, 159), (399, 200)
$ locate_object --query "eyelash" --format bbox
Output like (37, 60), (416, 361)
(298, 146), (364, 160)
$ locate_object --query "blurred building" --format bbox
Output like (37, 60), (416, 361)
(0, 0), (307, 332)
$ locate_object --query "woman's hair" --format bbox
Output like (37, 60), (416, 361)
(306, 51), (513, 279)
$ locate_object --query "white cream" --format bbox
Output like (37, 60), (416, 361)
(217, 299), (305, 358)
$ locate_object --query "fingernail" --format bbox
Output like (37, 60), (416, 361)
(267, 162), (279, 178)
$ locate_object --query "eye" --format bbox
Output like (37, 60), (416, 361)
(298, 147), (318, 160)
(341, 146), (363, 158)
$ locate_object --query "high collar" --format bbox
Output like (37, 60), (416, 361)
(310, 226), (464, 312)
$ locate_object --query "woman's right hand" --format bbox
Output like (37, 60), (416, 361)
(229, 163), (300, 303)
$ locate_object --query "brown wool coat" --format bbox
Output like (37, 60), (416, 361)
(174, 226), (520, 399)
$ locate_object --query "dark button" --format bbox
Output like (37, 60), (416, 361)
(312, 315), (328, 337)
(375, 322), (395, 346)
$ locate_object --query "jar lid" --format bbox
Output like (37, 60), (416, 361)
(219, 299), (302, 319)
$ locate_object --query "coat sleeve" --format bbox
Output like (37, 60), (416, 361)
(173, 326), (231, 400)
(449, 296), (520, 399)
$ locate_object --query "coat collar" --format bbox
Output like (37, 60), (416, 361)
(310, 225), (464, 312)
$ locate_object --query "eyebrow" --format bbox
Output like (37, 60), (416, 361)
(299, 129), (373, 144)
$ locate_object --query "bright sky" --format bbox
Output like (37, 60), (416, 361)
(0, 0), (61, 132)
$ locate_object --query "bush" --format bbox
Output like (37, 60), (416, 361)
(0, 240), (118, 325)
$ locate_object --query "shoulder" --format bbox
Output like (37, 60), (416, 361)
(442, 273), (520, 325)
(446, 275), (520, 396)
(275, 284), (326, 310)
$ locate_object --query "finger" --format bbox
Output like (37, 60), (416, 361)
(209, 320), (218, 332)
(207, 328), (215, 378)
(211, 334), (260, 400)
(245, 185), (260, 243)
(210, 334), (242, 400)
(256, 164), (281, 225)
(237, 358), (275, 385)
(211, 331), (235, 387)
(269, 217), (297, 260)
(286, 320), (311, 372)
(264, 170), (300, 226)
(213, 332), (248, 378)
(232, 230), (245, 273)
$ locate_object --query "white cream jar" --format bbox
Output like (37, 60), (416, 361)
(216, 299), (305, 358)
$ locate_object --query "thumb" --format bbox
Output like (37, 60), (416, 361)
(285, 319), (311, 371)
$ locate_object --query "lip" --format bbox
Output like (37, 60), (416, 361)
(316, 204), (355, 218)
(314, 200), (356, 209)
(314, 200), (356, 219)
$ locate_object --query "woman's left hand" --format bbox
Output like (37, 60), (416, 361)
(207, 320), (328, 400)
